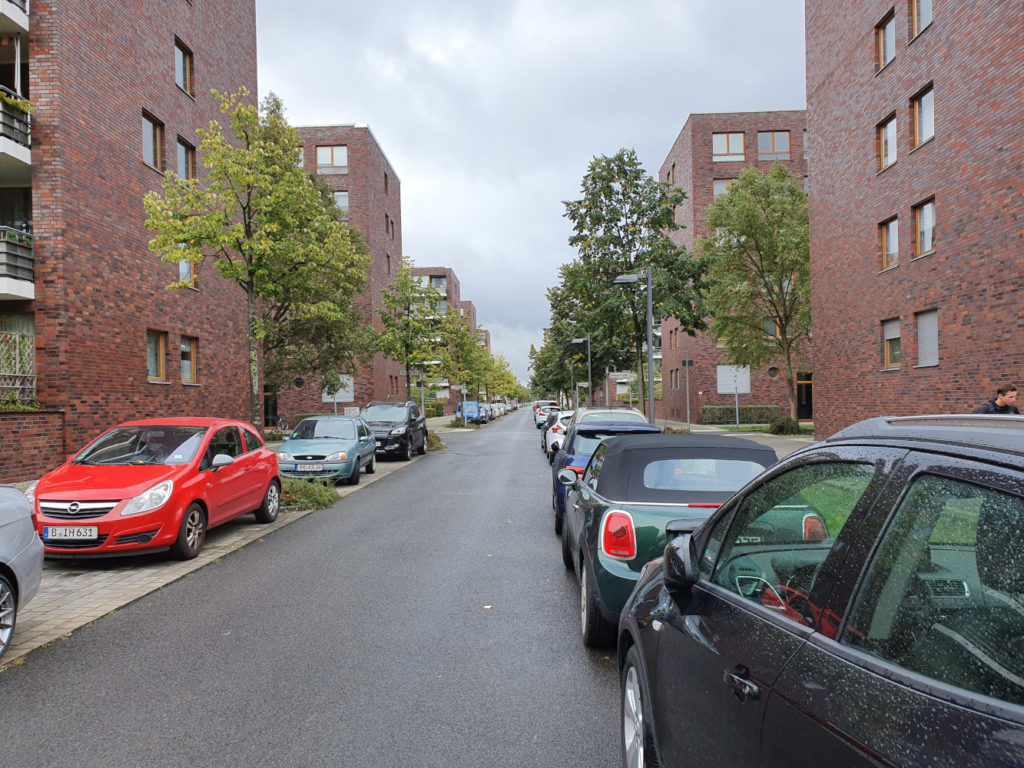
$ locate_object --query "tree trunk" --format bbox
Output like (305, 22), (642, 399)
(785, 351), (798, 420)
(246, 289), (262, 428)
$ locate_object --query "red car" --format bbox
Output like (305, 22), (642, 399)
(27, 418), (281, 560)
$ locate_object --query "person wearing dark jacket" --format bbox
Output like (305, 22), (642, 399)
(974, 384), (1020, 414)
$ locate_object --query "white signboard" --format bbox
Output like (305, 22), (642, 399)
(344, 407), (359, 416)
(716, 365), (750, 395)
(322, 375), (355, 403)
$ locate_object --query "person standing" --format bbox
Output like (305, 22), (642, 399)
(974, 384), (1020, 414)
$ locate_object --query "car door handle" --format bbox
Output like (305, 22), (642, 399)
(724, 668), (760, 702)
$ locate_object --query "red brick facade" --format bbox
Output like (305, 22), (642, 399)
(658, 111), (810, 424)
(0, 0), (258, 482)
(275, 125), (403, 421)
(411, 266), (472, 414)
(806, 0), (1024, 436)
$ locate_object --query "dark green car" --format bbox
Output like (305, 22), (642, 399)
(559, 433), (781, 647)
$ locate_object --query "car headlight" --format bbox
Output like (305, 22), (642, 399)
(23, 480), (38, 504)
(325, 451), (347, 461)
(390, 426), (407, 436)
(278, 451), (294, 462)
(121, 480), (174, 517)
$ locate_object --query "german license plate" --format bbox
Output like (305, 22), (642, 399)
(297, 463), (324, 472)
(43, 526), (98, 540)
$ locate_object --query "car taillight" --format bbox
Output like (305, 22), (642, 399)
(684, 503), (721, 509)
(602, 510), (636, 559)
(553, 425), (563, 433)
(803, 514), (828, 541)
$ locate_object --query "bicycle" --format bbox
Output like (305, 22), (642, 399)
(275, 416), (290, 432)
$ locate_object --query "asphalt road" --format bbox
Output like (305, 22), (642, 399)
(0, 410), (620, 768)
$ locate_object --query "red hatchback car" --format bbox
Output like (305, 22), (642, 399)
(27, 418), (281, 560)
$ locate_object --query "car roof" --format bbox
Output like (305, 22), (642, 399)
(826, 414), (1024, 460)
(573, 421), (660, 435)
(119, 417), (237, 428)
(299, 414), (361, 421)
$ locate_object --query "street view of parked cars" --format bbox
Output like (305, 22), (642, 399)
(536, 402), (1024, 767)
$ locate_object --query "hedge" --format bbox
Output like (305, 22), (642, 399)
(701, 405), (781, 424)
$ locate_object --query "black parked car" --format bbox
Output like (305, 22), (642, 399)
(360, 401), (427, 460)
(618, 414), (1024, 768)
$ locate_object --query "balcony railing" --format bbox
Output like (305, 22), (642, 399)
(0, 329), (35, 401)
(0, 90), (31, 147)
(0, 226), (33, 281)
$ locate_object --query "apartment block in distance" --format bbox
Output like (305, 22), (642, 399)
(0, 0), (258, 483)
(806, 0), (1023, 436)
(658, 111), (809, 425)
(274, 124), (404, 422)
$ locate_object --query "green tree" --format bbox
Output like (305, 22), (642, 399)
(696, 163), (811, 419)
(377, 256), (443, 396)
(562, 148), (705, 416)
(436, 308), (487, 419)
(144, 89), (371, 426)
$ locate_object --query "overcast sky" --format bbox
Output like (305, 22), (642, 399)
(255, 0), (807, 382)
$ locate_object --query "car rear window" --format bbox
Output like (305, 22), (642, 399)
(575, 432), (618, 456)
(293, 419), (357, 440)
(580, 411), (647, 424)
(642, 458), (767, 492)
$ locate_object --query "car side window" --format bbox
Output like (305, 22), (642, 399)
(209, 427), (242, 458)
(706, 462), (875, 628)
(842, 474), (1024, 707)
(584, 444), (607, 491)
(410, 405), (420, 420)
(241, 428), (262, 453)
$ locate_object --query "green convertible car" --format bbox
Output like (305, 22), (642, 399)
(559, 433), (787, 647)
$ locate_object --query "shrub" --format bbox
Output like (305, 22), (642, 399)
(426, 431), (445, 451)
(280, 477), (338, 509)
(701, 405), (781, 424)
(767, 417), (804, 435)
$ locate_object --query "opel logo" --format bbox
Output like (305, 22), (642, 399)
(68, 502), (81, 514)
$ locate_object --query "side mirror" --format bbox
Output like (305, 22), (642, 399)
(663, 533), (696, 597)
(211, 453), (234, 471)
(556, 468), (578, 487)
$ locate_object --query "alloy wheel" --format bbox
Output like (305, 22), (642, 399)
(184, 507), (204, 551)
(623, 665), (645, 768)
(0, 576), (15, 657)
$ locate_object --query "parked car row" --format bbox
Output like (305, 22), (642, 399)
(539, 411), (1024, 766)
(456, 399), (513, 425)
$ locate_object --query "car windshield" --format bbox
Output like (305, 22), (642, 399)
(292, 419), (357, 440)
(361, 404), (407, 421)
(574, 432), (619, 456)
(642, 458), (767, 492)
(580, 411), (647, 424)
(74, 425), (207, 466)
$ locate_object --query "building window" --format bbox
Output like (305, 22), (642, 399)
(333, 191), (349, 218)
(296, 148), (304, 168)
(181, 336), (198, 384)
(876, 12), (896, 70)
(178, 258), (196, 288)
(147, 330), (167, 381)
(174, 39), (193, 95)
(386, 253), (391, 275)
(316, 145), (348, 173)
(880, 217), (898, 269)
(912, 0), (932, 37)
(883, 318), (901, 368)
(913, 86), (934, 147)
(878, 115), (897, 170)
(712, 132), (744, 162)
(384, 172), (389, 193)
(176, 138), (195, 179)
(142, 113), (164, 170)
(916, 309), (938, 367)
(757, 131), (790, 160)
(914, 198), (936, 256)
(713, 179), (733, 198)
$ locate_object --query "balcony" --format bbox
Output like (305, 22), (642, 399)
(0, 226), (33, 300)
(0, 1), (28, 35)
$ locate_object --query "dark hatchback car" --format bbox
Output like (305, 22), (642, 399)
(551, 421), (661, 534)
(618, 415), (1024, 768)
(360, 401), (427, 460)
(560, 433), (778, 647)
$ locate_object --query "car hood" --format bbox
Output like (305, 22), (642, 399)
(37, 463), (182, 500)
(280, 438), (358, 455)
(366, 421), (404, 432)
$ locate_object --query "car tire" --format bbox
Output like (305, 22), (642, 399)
(253, 479), (280, 523)
(621, 645), (660, 768)
(401, 440), (412, 461)
(366, 453), (376, 474)
(561, 519), (573, 569)
(417, 430), (427, 455)
(0, 573), (17, 660)
(170, 503), (206, 560)
(580, 560), (615, 648)
(347, 460), (361, 485)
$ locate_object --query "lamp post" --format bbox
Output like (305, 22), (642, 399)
(571, 336), (591, 407)
(613, 264), (655, 425)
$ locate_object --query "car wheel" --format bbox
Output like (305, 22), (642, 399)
(0, 573), (17, 660)
(417, 431), (427, 455)
(560, 518), (573, 568)
(347, 460), (361, 485)
(366, 453), (376, 474)
(401, 440), (412, 461)
(621, 645), (660, 768)
(170, 503), (206, 560)
(580, 561), (614, 648)
(253, 479), (280, 523)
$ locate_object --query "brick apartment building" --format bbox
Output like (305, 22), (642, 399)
(657, 111), (810, 424)
(274, 124), (404, 423)
(0, 0), (258, 483)
(806, 0), (1024, 436)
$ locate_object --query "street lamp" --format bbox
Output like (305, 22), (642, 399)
(613, 264), (655, 425)
(571, 336), (591, 407)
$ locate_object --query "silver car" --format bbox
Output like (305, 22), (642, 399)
(0, 485), (44, 659)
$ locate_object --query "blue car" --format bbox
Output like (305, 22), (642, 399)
(455, 401), (484, 424)
(277, 415), (377, 485)
(551, 420), (661, 535)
